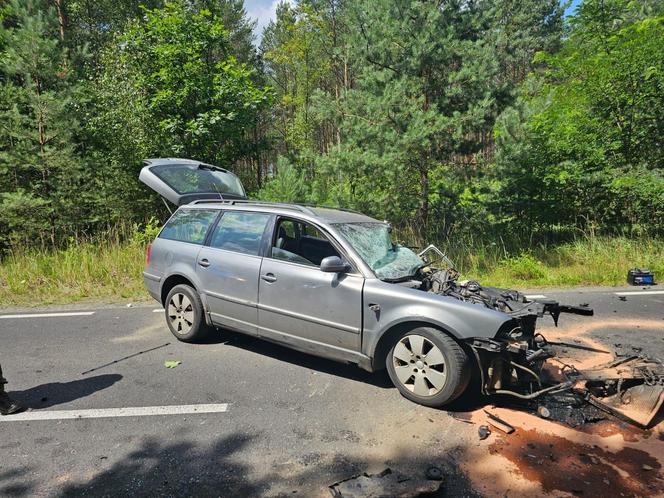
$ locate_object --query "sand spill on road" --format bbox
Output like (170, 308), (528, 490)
(459, 317), (664, 497)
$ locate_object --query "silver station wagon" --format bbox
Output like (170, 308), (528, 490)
(140, 158), (595, 409)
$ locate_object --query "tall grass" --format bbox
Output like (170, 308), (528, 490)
(0, 224), (662, 307)
(395, 226), (663, 289)
(468, 237), (664, 288)
(0, 221), (159, 307)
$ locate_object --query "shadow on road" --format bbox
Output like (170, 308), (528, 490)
(47, 433), (469, 497)
(203, 329), (394, 389)
(11, 374), (122, 409)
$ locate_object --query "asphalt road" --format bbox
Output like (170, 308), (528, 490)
(1, 286), (663, 497)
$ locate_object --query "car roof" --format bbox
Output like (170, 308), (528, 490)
(182, 200), (380, 224)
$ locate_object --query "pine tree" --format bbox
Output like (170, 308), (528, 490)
(310, 0), (499, 241)
(0, 0), (84, 247)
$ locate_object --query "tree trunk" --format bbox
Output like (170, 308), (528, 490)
(54, 0), (66, 42)
(418, 166), (429, 244)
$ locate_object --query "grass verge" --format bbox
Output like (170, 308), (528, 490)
(0, 236), (662, 307)
(0, 243), (147, 307)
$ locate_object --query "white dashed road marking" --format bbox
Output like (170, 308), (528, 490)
(525, 294), (548, 299)
(0, 403), (230, 422)
(0, 311), (95, 319)
(614, 290), (664, 297)
(153, 308), (164, 313)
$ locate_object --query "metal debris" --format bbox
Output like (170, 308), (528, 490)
(478, 425), (491, 440)
(418, 245), (664, 429)
(329, 468), (443, 498)
(484, 410), (515, 434)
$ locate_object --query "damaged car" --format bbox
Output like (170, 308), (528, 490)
(141, 158), (664, 425)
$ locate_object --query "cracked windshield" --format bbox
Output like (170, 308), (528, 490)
(335, 222), (423, 280)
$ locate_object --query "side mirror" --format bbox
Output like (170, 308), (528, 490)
(320, 256), (351, 273)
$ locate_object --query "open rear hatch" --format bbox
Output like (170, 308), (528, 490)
(139, 158), (247, 206)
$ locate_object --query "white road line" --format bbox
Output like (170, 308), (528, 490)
(0, 403), (229, 422)
(614, 290), (664, 297)
(153, 309), (164, 313)
(0, 311), (95, 319)
(525, 294), (547, 299)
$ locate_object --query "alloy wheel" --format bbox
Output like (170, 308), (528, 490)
(168, 293), (194, 335)
(392, 334), (447, 397)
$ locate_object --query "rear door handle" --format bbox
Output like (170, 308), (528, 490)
(261, 273), (277, 283)
(198, 258), (210, 268)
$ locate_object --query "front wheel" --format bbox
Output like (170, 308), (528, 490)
(164, 284), (212, 343)
(386, 327), (470, 407)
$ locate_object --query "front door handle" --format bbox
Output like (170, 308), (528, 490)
(198, 258), (211, 268)
(261, 273), (277, 283)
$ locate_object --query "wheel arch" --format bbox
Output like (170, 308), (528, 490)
(160, 273), (213, 327)
(160, 273), (198, 306)
(371, 320), (464, 372)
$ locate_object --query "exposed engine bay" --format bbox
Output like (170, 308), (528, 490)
(410, 244), (664, 428)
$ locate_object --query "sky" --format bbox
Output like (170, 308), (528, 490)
(244, 0), (291, 44)
(245, 0), (584, 44)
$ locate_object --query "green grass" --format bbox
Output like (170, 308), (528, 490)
(0, 243), (148, 306)
(0, 235), (662, 307)
(458, 237), (664, 289)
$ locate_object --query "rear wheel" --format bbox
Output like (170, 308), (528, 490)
(165, 284), (212, 343)
(386, 327), (470, 407)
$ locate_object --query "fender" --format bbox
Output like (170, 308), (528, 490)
(361, 278), (513, 359)
(160, 269), (213, 327)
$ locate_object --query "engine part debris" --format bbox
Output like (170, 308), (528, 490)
(329, 468), (443, 498)
(484, 410), (515, 434)
(535, 393), (606, 427)
(478, 425), (491, 440)
(417, 245), (664, 429)
(586, 383), (664, 428)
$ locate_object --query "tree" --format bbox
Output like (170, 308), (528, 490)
(84, 1), (271, 201)
(494, 0), (664, 233)
(0, 0), (86, 247)
(308, 0), (500, 241)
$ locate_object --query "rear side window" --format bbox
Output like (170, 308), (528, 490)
(159, 209), (218, 245)
(209, 211), (271, 256)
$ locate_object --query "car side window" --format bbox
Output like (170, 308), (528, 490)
(209, 211), (270, 256)
(271, 218), (340, 267)
(159, 209), (218, 245)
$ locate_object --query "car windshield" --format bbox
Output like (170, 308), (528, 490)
(334, 222), (424, 280)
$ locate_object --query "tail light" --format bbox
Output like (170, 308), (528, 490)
(146, 243), (152, 266)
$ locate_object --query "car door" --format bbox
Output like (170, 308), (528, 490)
(139, 158), (246, 206)
(257, 217), (363, 356)
(196, 210), (272, 335)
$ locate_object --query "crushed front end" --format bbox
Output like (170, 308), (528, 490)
(415, 245), (664, 428)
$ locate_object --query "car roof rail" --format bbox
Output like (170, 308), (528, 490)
(189, 199), (317, 216)
(301, 203), (362, 215)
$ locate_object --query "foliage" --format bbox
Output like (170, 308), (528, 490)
(0, 0), (662, 287)
(494, 0), (664, 234)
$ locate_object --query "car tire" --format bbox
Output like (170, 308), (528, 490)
(164, 284), (212, 343)
(386, 327), (470, 407)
